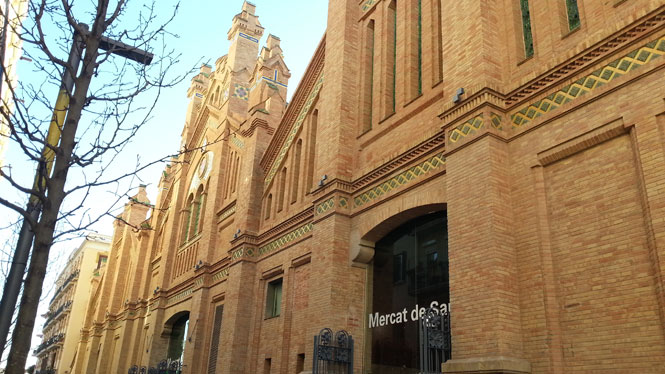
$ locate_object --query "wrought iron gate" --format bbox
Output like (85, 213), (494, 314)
(312, 328), (354, 374)
(419, 307), (451, 374)
(128, 359), (183, 374)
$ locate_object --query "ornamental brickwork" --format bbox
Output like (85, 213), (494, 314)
(73, 1), (665, 373)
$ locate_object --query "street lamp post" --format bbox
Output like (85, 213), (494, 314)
(0, 23), (153, 362)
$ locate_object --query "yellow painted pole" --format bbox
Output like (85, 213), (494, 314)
(32, 89), (69, 202)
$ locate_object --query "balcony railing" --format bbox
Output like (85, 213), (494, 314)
(43, 300), (72, 328)
(50, 269), (80, 302)
(33, 333), (64, 355)
(128, 359), (183, 374)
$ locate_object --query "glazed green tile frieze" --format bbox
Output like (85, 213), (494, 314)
(212, 268), (230, 281)
(316, 198), (335, 215)
(231, 247), (256, 260)
(258, 223), (313, 256)
(362, 0), (378, 12)
(218, 205), (236, 222)
(449, 113), (503, 143)
(512, 34), (665, 128)
(167, 287), (193, 304)
(354, 153), (445, 208)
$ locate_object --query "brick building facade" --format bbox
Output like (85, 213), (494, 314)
(73, 1), (665, 373)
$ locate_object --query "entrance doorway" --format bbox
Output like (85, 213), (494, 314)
(370, 211), (449, 373)
(167, 312), (190, 362)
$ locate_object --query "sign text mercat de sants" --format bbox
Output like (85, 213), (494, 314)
(368, 301), (450, 328)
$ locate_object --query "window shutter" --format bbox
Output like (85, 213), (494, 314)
(207, 305), (224, 374)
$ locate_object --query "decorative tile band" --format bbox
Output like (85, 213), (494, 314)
(449, 115), (484, 143)
(231, 248), (243, 260)
(512, 34), (665, 128)
(239, 32), (259, 43)
(230, 134), (244, 149)
(362, 0), (378, 12)
(490, 113), (503, 131)
(449, 113), (504, 143)
(354, 153), (445, 208)
(258, 223), (313, 256)
(231, 247), (256, 260)
(338, 197), (348, 208)
(167, 287), (193, 305)
(265, 74), (324, 188)
(212, 268), (230, 282)
(316, 198), (335, 215)
(232, 83), (249, 101)
(219, 205), (236, 222)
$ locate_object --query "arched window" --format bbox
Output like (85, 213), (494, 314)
(384, 1), (397, 115)
(565, 0), (580, 31)
(265, 194), (273, 220)
(406, 0), (423, 99)
(225, 151), (235, 199)
(181, 195), (193, 244)
(232, 155), (240, 193)
(189, 185), (205, 238)
(361, 19), (375, 133)
(197, 185), (207, 234)
(431, 0), (443, 84)
(519, 0), (534, 58)
(277, 167), (287, 212)
(291, 139), (302, 204)
(188, 194), (198, 239)
(305, 109), (318, 194)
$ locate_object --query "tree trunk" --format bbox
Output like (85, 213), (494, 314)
(4, 19), (102, 373)
(5, 224), (54, 374)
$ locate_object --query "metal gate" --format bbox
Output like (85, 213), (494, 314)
(419, 307), (451, 374)
(128, 359), (183, 374)
(312, 328), (354, 374)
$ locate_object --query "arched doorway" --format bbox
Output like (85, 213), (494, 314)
(166, 312), (190, 362)
(369, 211), (449, 373)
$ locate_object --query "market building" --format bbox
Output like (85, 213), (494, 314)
(73, 1), (665, 373)
(34, 234), (110, 374)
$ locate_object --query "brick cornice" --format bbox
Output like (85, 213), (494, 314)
(257, 206), (314, 244)
(353, 130), (446, 190)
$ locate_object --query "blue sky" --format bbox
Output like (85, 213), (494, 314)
(2, 0), (328, 237)
(111, 0), (329, 225)
(0, 0), (328, 364)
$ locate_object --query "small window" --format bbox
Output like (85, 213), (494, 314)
(265, 278), (283, 318)
(566, 0), (580, 31)
(97, 255), (108, 269)
(264, 358), (272, 374)
(296, 353), (305, 373)
(519, 0), (534, 58)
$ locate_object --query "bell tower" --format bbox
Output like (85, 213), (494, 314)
(227, 1), (264, 73)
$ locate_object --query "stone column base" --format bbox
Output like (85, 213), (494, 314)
(442, 356), (531, 374)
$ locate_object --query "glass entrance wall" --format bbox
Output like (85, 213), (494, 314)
(370, 211), (449, 373)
